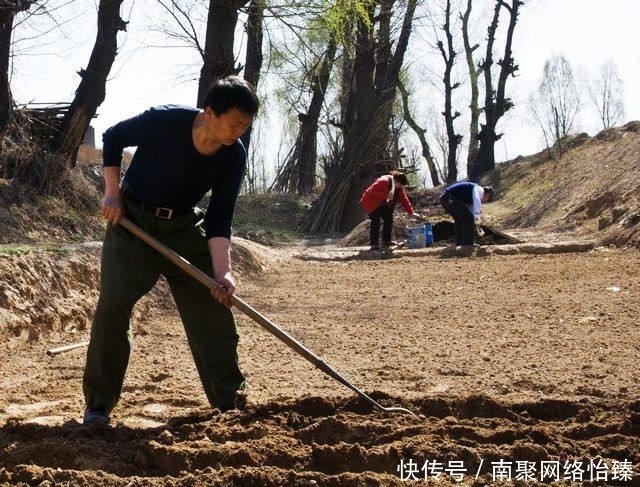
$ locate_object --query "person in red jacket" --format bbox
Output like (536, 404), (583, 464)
(359, 171), (420, 250)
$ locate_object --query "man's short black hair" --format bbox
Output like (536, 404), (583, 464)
(203, 76), (260, 117)
(483, 186), (495, 201)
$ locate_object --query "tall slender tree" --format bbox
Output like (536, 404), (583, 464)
(398, 80), (440, 187)
(471, 0), (523, 181)
(588, 60), (624, 130)
(437, 0), (461, 183)
(529, 54), (580, 154)
(460, 0), (481, 178)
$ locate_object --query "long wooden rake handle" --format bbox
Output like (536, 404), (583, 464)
(46, 341), (90, 356)
(119, 217), (416, 417)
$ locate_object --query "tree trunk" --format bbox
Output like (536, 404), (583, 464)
(54, 0), (126, 165)
(338, 3), (380, 233)
(438, 0), (461, 183)
(398, 80), (440, 186)
(271, 37), (337, 195)
(473, 0), (522, 181)
(494, 0), (521, 122)
(0, 8), (14, 133)
(0, 1), (34, 133)
(196, 0), (248, 107)
(240, 0), (263, 152)
(471, 0), (500, 181)
(461, 0), (480, 179)
(302, 0), (417, 233)
(341, 0), (417, 232)
(297, 37), (337, 194)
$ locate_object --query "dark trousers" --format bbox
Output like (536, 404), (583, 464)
(440, 193), (475, 245)
(83, 196), (245, 414)
(369, 203), (394, 246)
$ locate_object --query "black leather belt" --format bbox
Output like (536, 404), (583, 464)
(121, 186), (188, 220)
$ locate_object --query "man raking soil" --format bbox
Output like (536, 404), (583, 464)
(78, 76), (414, 425)
(82, 76), (259, 425)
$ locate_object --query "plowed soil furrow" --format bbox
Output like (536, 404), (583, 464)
(1, 248), (639, 486)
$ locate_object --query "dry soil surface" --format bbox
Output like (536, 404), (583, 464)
(1, 246), (639, 486)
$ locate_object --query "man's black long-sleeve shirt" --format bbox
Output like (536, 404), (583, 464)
(102, 105), (246, 240)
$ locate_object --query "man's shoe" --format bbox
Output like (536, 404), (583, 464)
(219, 390), (249, 412)
(83, 408), (110, 425)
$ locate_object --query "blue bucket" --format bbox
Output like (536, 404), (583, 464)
(424, 223), (433, 246)
(407, 225), (426, 249)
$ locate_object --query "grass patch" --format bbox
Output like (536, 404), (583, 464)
(232, 193), (309, 246)
(0, 245), (31, 255)
(0, 244), (67, 255)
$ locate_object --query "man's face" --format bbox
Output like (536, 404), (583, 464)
(482, 193), (491, 203)
(205, 107), (253, 145)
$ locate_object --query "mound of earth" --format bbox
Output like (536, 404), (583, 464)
(0, 174), (104, 245)
(230, 237), (282, 277)
(0, 237), (280, 344)
(484, 121), (640, 247)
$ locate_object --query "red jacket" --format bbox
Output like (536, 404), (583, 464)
(359, 176), (415, 216)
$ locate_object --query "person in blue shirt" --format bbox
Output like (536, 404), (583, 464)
(440, 182), (494, 246)
(82, 76), (259, 425)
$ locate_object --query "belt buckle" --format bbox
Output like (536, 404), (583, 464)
(155, 207), (173, 220)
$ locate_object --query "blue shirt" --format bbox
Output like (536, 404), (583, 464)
(102, 105), (246, 240)
(444, 182), (484, 218)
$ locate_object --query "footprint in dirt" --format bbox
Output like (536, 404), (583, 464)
(2, 400), (68, 426)
(122, 403), (169, 429)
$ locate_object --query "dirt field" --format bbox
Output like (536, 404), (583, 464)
(1, 245), (638, 486)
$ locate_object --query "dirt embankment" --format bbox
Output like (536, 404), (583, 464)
(0, 245), (102, 342)
(484, 122), (640, 247)
(0, 238), (280, 344)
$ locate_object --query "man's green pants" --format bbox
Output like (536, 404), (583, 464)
(83, 197), (245, 414)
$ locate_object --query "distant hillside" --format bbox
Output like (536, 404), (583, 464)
(483, 121), (640, 248)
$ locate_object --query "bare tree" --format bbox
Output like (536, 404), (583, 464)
(53, 0), (127, 164)
(437, 0), (461, 183)
(243, 112), (268, 194)
(471, 0), (523, 181)
(529, 54), (580, 154)
(588, 60), (624, 129)
(397, 79), (440, 186)
(460, 0), (481, 178)
(0, 0), (35, 132)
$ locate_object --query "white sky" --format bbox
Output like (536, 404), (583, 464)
(11, 0), (640, 183)
(504, 0), (640, 158)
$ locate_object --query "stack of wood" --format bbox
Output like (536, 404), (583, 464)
(16, 103), (70, 147)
